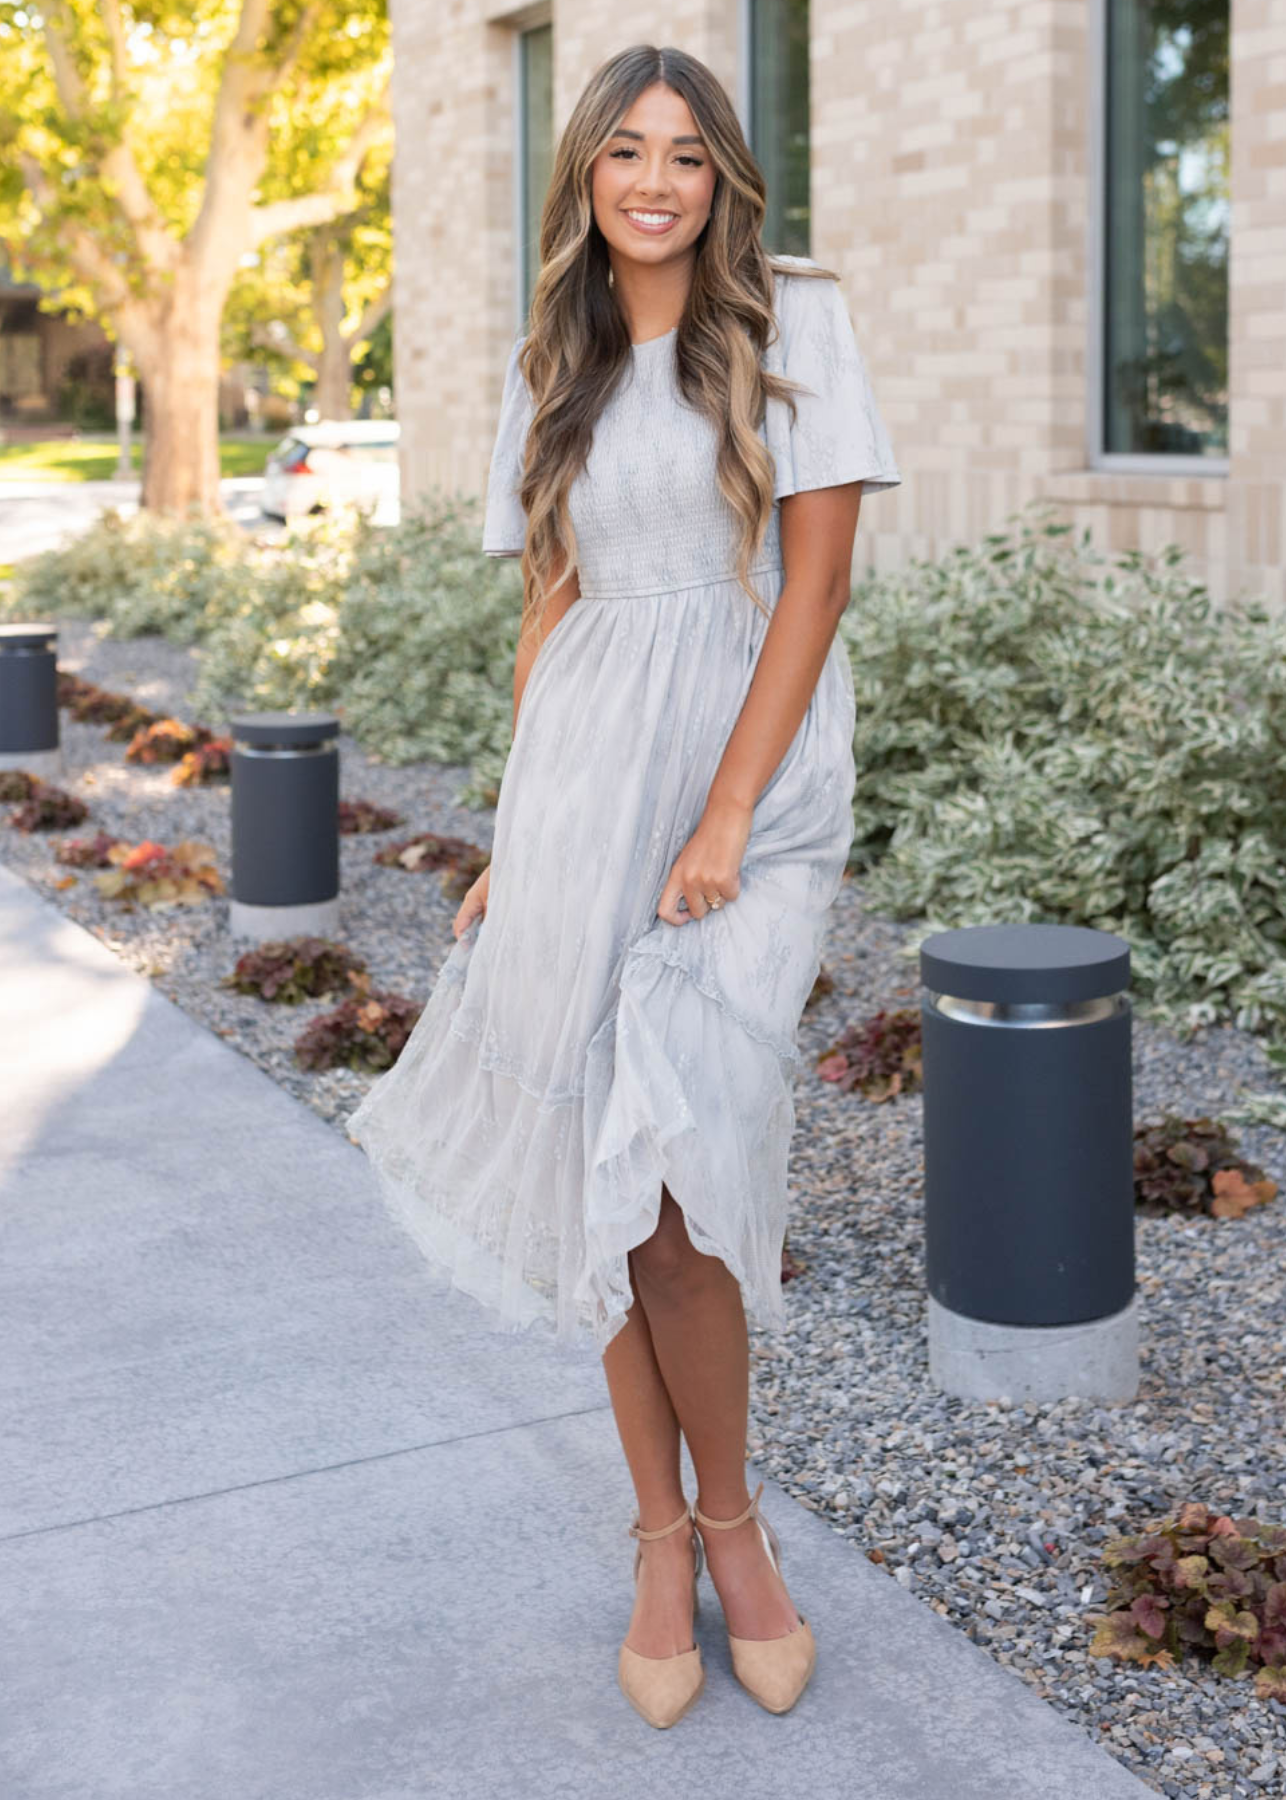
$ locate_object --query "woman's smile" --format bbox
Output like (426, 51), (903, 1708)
(622, 208), (679, 235)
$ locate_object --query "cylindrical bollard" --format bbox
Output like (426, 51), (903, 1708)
(228, 711), (340, 942)
(919, 921), (1138, 1403)
(0, 623), (62, 776)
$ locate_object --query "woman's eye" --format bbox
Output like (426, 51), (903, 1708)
(608, 148), (703, 167)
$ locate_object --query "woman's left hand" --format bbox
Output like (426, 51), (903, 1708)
(656, 796), (753, 925)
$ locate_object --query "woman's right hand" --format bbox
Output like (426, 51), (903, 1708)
(453, 863), (491, 939)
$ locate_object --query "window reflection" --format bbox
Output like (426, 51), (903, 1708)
(520, 25), (554, 323)
(749, 0), (811, 256)
(1104, 0), (1229, 459)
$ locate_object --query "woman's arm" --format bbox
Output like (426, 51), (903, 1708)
(512, 545), (582, 734)
(654, 480), (862, 925)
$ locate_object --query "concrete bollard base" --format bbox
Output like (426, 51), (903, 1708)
(228, 896), (342, 943)
(927, 1291), (1141, 1404)
(0, 747), (63, 777)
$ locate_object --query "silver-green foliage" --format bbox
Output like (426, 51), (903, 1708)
(836, 504), (1286, 1046)
(329, 506), (520, 802)
(16, 494), (1286, 1051)
(6, 497), (523, 803)
(9, 506), (248, 643)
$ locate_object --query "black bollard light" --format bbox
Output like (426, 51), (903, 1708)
(918, 921), (1138, 1403)
(0, 623), (61, 776)
(228, 711), (340, 942)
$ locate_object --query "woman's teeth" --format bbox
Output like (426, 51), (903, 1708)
(625, 210), (677, 231)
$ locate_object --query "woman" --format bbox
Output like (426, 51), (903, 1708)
(345, 43), (900, 1729)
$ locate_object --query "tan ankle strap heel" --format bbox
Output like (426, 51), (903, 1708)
(691, 1479), (817, 1715)
(628, 1502), (694, 1541)
(618, 1498), (706, 1729)
(627, 1500), (705, 1585)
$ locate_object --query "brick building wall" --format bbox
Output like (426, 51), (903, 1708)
(391, 0), (1284, 607)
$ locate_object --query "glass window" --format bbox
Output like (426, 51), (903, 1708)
(748, 0), (810, 256)
(519, 24), (554, 321)
(1103, 0), (1229, 460)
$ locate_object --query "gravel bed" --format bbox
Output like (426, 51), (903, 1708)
(4, 618), (1286, 1796)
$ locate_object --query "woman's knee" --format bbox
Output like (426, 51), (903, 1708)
(631, 1185), (701, 1293)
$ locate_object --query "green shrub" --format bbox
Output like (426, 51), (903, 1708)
(328, 501), (520, 797)
(7, 506), (246, 643)
(837, 503), (1286, 1046)
(18, 493), (1286, 1056)
(7, 498), (522, 804)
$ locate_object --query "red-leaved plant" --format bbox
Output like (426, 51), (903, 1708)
(55, 831), (125, 867)
(295, 991), (422, 1073)
(7, 780), (89, 832)
(93, 838), (223, 908)
(172, 737), (233, 786)
(816, 1006), (923, 1102)
(1087, 1501), (1286, 1699)
(125, 718), (214, 765)
(1134, 1115), (1277, 1220)
(339, 798), (405, 834)
(105, 704), (163, 742)
(58, 672), (144, 726)
(222, 937), (369, 1005)
(805, 963), (835, 1009)
(374, 831), (490, 901)
(0, 769), (38, 802)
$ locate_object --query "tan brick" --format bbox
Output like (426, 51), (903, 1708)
(391, 0), (1286, 606)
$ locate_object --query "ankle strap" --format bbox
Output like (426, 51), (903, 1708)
(628, 1501), (693, 1541)
(693, 1480), (764, 1530)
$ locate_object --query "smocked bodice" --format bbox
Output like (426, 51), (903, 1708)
(480, 257), (902, 599)
(568, 332), (784, 600)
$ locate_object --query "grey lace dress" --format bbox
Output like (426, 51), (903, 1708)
(345, 254), (902, 1357)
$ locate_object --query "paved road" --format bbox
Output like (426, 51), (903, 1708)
(0, 475), (280, 564)
(0, 863), (1155, 1799)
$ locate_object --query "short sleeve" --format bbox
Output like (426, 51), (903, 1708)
(481, 334), (534, 556)
(763, 262), (902, 501)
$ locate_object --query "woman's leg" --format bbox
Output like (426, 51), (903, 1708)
(617, 1184), (802, 1641)
(601, 1266), (700, 1658)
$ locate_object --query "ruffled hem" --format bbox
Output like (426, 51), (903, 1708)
(574, 940), (797, 1348)
(345, 919), (800, 1359)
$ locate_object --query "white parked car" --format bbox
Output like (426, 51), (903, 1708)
(260, 420), (400, 524)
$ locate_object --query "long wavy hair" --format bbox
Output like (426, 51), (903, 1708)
(513, 43), (837, 645)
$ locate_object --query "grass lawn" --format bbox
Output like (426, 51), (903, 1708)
(0, 434), (275, 481)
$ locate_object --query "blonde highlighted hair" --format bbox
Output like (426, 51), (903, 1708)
(513, 42), (836, 646)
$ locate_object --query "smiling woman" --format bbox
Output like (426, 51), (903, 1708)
(344, 41), (901, 1732)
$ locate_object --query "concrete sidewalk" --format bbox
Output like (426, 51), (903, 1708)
(0, 863), (1153, 1800)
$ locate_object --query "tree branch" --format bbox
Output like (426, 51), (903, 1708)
(187, 0), (277, 262)
(90, 0), (179, 274)
(248, 76), (391, 247)
(261, 1), (325, 96)
(250, 321), (318, 371)
(17, 149), (134, 313)
(97, 0), (128, 99)
(41, 0), (87, 118)
(344, 283), (392, 350)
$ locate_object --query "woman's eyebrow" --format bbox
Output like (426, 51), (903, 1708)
(609, 128), (706, 145)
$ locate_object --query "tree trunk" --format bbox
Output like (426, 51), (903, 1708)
(313, 334), (353, 420)
(311, 235), (352, 420)
(133, 281), (226, 515)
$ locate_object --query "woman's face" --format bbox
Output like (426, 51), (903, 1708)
(590, 82), (717, 271)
